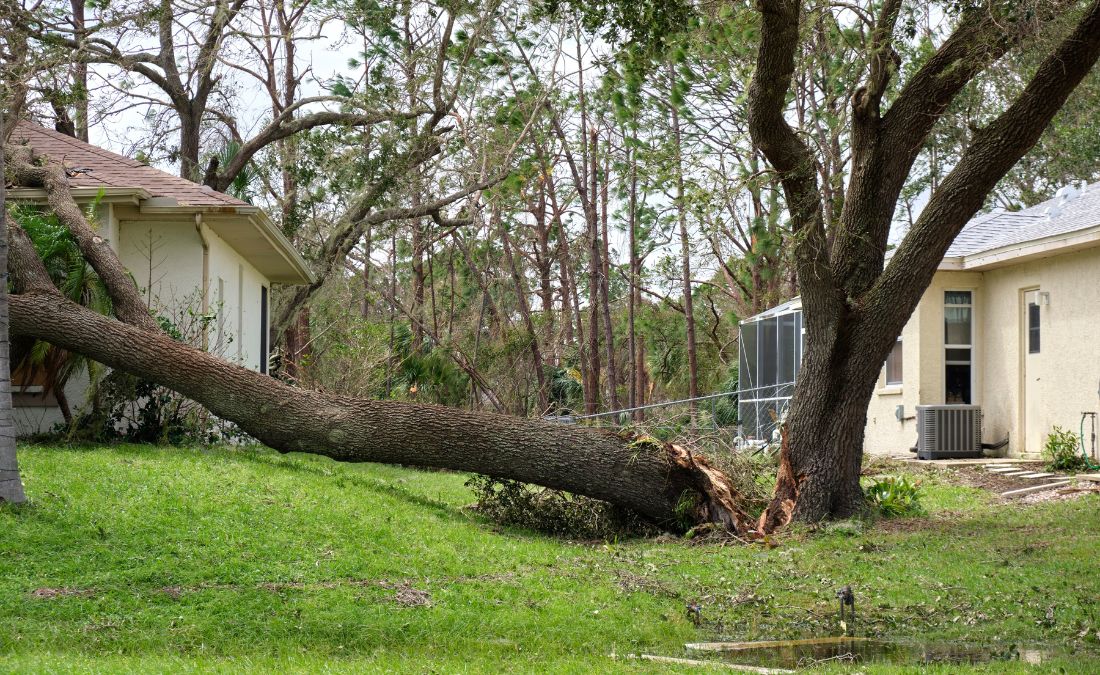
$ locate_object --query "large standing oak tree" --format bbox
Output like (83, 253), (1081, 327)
(748, 0), (1100, 526)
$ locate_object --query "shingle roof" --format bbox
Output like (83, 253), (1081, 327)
(12, 122), (247, 207)
(945, 181), (1100, 258)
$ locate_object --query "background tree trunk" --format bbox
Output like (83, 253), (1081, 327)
(670, 102), (698, 405)
(0, 108), (27, 505)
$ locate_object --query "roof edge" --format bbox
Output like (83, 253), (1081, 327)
(958, 223), (1100, 271)
(247, 210), (316, 285)
(139, 202), (314, 285)
(9, 186), (152, 205)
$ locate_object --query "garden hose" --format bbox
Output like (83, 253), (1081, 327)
(1080, 414), (1100, 471)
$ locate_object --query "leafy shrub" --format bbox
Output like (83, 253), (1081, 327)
(68, 371), (245, 446)
(864, 475), (925, 518)
(1044, 426), (1086, 472)
(465, 476), (658, 539)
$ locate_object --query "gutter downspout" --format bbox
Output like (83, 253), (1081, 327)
(195, 213), (210, 351)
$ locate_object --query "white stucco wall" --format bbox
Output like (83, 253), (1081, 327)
(118, 217), (205, 317)
(16, 207), (274, 436)
(12, 372), (89, 436)
(204, 226), (270, 372)
(116, 215), (270, 372)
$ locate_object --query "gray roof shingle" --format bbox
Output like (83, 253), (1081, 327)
(945, 181), (1100, 258)
(12, 122), (247, 207)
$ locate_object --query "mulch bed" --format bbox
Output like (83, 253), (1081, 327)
(947, 465), (1049, 494)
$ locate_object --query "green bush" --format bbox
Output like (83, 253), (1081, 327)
(864, 475), (925, 518)
(1044, 425), (1086, 472)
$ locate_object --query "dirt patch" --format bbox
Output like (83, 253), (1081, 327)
(1017, 483), (1100, 505)
(918, 465), (1098, 504)
(948, 466), (1043, 493)
(158, 585), (184, 599)
(614, 570), (679, 598)
(874, 512), (958, 535)
(381, 581), (432, 607)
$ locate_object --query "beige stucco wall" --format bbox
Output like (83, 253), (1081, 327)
(117, 214), (270, 372)
(118, 216), (205, 317)
(204, 226), (269, 372)
(864, 271), (983, 455)
(864, 248), (1100, 457)
(979, 247), (1100, 456)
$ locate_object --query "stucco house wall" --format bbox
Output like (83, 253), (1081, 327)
(862, 247), (1100, 458)
(11, 121), (310, 437)
(205, 225), (270, 371)
(979, 246), (1100, 456)
(115, 212), (270, 372)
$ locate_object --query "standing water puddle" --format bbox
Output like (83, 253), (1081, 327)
(686, 637), (1059, 669)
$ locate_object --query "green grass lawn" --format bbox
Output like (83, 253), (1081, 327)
(2, 444), (1099, 673)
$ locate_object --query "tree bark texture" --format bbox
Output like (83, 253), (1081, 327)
(0, 109), (27, 504)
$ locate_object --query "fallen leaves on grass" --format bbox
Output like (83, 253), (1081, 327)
(1017, 483), (1100, 505)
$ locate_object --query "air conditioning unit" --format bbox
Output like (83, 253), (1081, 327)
(916, 405), (982, 459)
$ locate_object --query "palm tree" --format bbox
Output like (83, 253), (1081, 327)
(13, 205), (111, 426)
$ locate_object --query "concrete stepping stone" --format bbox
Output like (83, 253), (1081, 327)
(1017, 472), (1055, 479)
(1001, 480), (1072, 497)
(987, 466), (1023, 473)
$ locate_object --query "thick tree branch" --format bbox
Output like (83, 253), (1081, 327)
(4, 144), (159, 332)
(831, 2), (1071, 296)
(208, 104), (430, 192)
(867, 0), (1100, 343)
(746, 0), (836, 324)
(7, 216), (58, 295)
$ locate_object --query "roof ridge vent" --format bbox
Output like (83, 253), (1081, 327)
(1045, 182), (1084, 220)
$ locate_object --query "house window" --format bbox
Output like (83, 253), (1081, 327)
(12, 364), (48, 393)
(885, 338), (903, 385)
(944, 290), (973, 404)
(1028, 301), (1040, 354)
(260, 285), (269, 375)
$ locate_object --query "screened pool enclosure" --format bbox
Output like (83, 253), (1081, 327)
(738, 298), (804, 441)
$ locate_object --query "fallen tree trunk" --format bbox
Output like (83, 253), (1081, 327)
(10, 289), (755, 534)
(4, 136), (755, 536)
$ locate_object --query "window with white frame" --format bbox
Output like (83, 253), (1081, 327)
(944, 290), (973, 403)
(885, 337), (903, 386)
